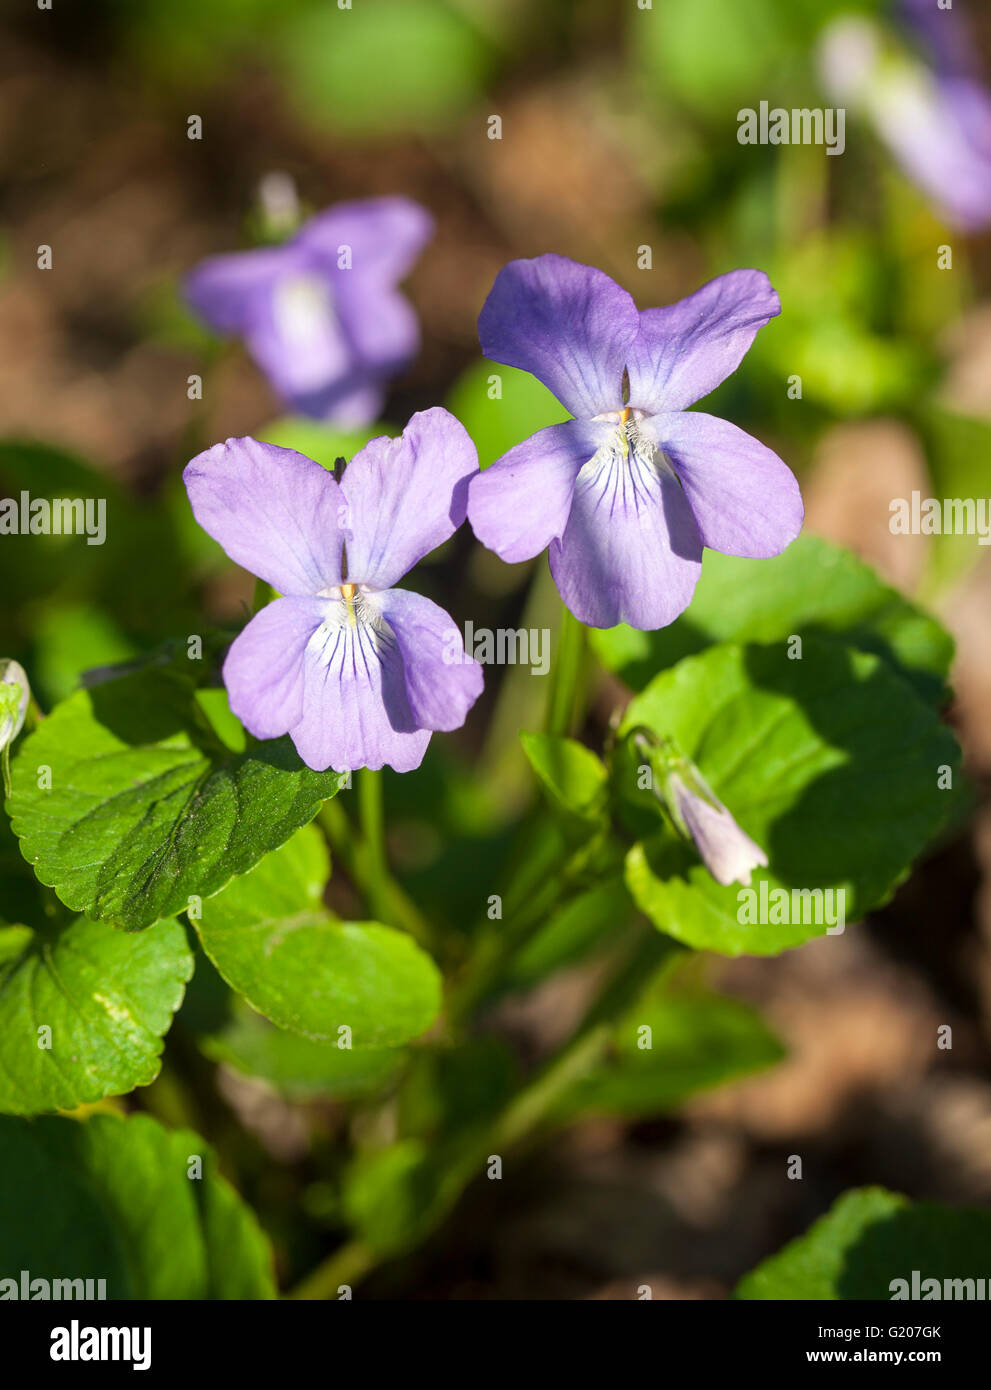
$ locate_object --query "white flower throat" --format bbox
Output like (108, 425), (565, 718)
(273, 272), (336, 346)
(581, 406), (675, 516)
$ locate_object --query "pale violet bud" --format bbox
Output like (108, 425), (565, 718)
(817, 17), (880, 108)
(257, 170), (301, 239)
(633, 730), (768, 888)
(667, 771), (768, 888)
(0, 660), (30, 752)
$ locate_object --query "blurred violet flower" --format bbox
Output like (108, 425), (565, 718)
(185, 197), (433, 424)
(818, 1), (991, 230)
(467, 255), (802, 630)
(183, 408), (482, 774)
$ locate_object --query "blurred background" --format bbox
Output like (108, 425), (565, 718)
(3, 0), (991, 1298)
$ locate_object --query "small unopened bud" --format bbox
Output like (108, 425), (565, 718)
(257, 170), (300, 239)
(632, 729), (768, 888)
(0, 660), (30, 752)
(667, 770), (768, 887)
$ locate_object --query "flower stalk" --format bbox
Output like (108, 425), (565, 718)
(543, 603), (587, 738)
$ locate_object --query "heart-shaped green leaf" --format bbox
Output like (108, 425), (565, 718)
(0, 1111), (275, 1299)
(201, 1000), (406, 1100)
(736, 1187), (991, 1300)
(592, 535), (954, 706)
(194, 824), (442, 1047)
(7, 665), (343, 930)
(619, 639), (960, 955)
(0, 912), (192, 1115)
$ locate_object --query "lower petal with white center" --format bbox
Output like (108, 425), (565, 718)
(291, 595), (431, 774)
(223, 593), (422, 773)
(224, 588), (481, 774)
(549, 421), (703, 630)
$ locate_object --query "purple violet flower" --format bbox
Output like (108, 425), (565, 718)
(185, 197), (433, 425)
(819, 3), (991, 231)
(467, 256), (803, 630)
(183, 408), (482, 774)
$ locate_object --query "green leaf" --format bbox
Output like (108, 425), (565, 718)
(591, 535), (953, 706)
(0, 914), (192, 1116)
(7, 664), (343, 930)
(736, 1187), (991, 1300)
(446, 360), (565, 469)
(0, 440), (200, 644)
(619, 638), (960, 955)
(112, 0), (298, 83)
(520, 731), (608, 823)
(915, 407), (991, 595)
(194, 824), (442, 1046)
(280, 1), (492, 136)
(398, 1037), (519, 1141)
(342, 1138), (470, 1257)
(507, 878), (636, 987)
(0, 1111), (275, 1298)
(637, 0), (886, 117)
(557, 990), (783, 1120)
(0, 440), (128, 612)
(755, 233), (928, 415)
(31, 602), (136, 706)
(201, 1000), (406, 1100)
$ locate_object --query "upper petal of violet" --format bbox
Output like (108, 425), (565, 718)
(294, 196), (434, 284)
(625, 269), (780, 415)
(341, 407), (478, 590)
(478, 254), (640, 420)
(295, 197), (433, 401)
(183, 437), (345, 596)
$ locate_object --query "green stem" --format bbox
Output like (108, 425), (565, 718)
(449, 828), (615, 1025)
(358, 768), (388, 921)
(287, 1240), (376, 1301)
(543, 604), (587, 737)
(286, 1024), (611, 1299)
(449, 864), (571, 1025)
(251, 578), (276, 614)
(491, 1023), (611, 1149)
(319, 797), (434, 949)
